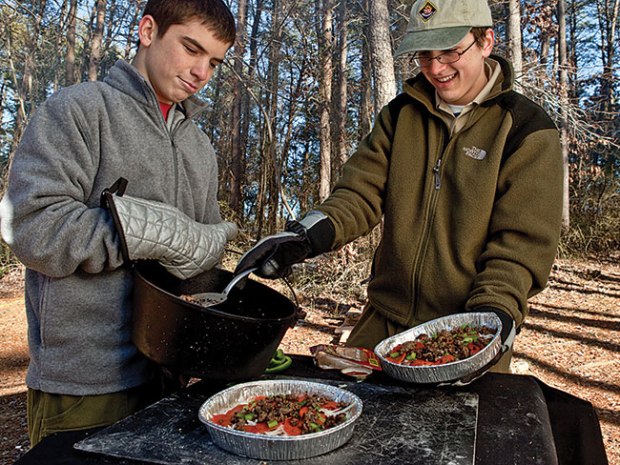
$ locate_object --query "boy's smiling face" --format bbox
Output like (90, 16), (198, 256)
(134, 15), (231, 104)
(419, 29), (494, 105)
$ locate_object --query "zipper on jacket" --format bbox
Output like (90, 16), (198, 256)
(433, 158), (442, 190)
(169, 117), (196, 206)
(139, 79), (182, 205)
(169, 123), (188, 207)
(410, 129), (448, 322)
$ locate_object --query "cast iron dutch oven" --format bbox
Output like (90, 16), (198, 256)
(132, 262), (300, 382)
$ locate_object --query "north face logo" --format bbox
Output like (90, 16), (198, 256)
(463, 146), (487, 160)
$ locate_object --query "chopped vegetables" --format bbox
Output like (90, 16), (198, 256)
(385, 324), (496, 366)
(210, 393), (349, 436)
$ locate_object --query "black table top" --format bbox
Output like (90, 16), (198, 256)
(14, 355), (609, 465)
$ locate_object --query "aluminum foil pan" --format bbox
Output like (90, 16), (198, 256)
(374, 312), (502, 384)
(198, 379), (363, 460)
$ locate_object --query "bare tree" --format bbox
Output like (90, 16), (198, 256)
(65, 0), (78, 85)
(525, 1), (557, 69)
(567, 0), (578, 99)
(317, 0), (334, 201)
(334, 0), (348, 176)
(88, 0), (107, 81)
(359, 1), (373, 138)
(262, 0), (282, 233)
(229, 0), (248, 217)
(557, 0), (570, 229)
(7, 0), (47, 162)
(595, 0), (619, 114)
(368, 0), (395, 112)
(507, 0), (523, 89)
(124, 0), (144, 60)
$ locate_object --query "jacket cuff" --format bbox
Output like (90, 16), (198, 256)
(290, 210), (335, 257)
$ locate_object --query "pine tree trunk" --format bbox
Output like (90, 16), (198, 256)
(557, 0), (570, 230)
(317, 0), (333, 201)
(230, 0), (248, 217)
(507, 0), (523, 89)
(368, 0), (395, 113)
(359, 1), (373, 139)
(88, 0), (106, 81)
(266, 0), (282, 233)
(334, 0), (348, 176)
(65, 0), (78, 84)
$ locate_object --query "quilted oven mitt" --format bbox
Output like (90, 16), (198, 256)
(102, 178), (238, 280)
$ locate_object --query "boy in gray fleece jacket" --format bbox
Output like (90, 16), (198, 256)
(0, 0), (237, 446)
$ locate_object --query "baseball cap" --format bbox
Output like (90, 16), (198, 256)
(394, 0), (493, 57)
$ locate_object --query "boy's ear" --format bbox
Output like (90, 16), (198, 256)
(482, 28), (495, 57)
(137, 15), (158, 47)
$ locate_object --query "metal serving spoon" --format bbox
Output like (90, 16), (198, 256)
(188, 267), (258, 307)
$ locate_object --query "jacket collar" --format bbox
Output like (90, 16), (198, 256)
(103, 60), (209, 119)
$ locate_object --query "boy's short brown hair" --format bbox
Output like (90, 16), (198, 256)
(471, 27), (491, 48)
(143, 0), (236, 45)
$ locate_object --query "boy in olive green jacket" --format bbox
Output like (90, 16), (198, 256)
(236, 0), (563, 373)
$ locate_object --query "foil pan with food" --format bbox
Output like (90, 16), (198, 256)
(199, 379), (363, 460)
(374, 312), (502, 385)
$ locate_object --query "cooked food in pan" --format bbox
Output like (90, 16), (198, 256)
(385, 324), (496, 366)
(210, 393), (350, 436)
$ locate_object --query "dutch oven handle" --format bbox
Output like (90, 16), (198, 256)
(279, 275), (306, 324)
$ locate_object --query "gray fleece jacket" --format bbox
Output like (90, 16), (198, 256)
(0, 60), (222, 395)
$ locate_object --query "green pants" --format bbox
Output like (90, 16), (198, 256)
(27, 381), (162, 447)
(346, 305), (513, 373)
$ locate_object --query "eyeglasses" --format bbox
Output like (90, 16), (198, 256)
(410, 40), (477, 68)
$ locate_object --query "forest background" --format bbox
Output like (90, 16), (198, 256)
(0, 0), (618, 263)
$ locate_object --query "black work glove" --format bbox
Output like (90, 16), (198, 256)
(472, 306), (516, 353)
(235, 211), (335, 278)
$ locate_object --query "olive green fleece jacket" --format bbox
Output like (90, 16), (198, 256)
(317, 55), (563, 329)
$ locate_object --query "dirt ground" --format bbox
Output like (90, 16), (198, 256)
(1, 257), (618, 465)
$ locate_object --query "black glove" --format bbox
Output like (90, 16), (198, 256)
(235, 211), (335, 278)
(473, 306), (516, 353)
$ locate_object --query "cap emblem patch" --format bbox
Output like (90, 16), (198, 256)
(418, 1), (437, 22)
